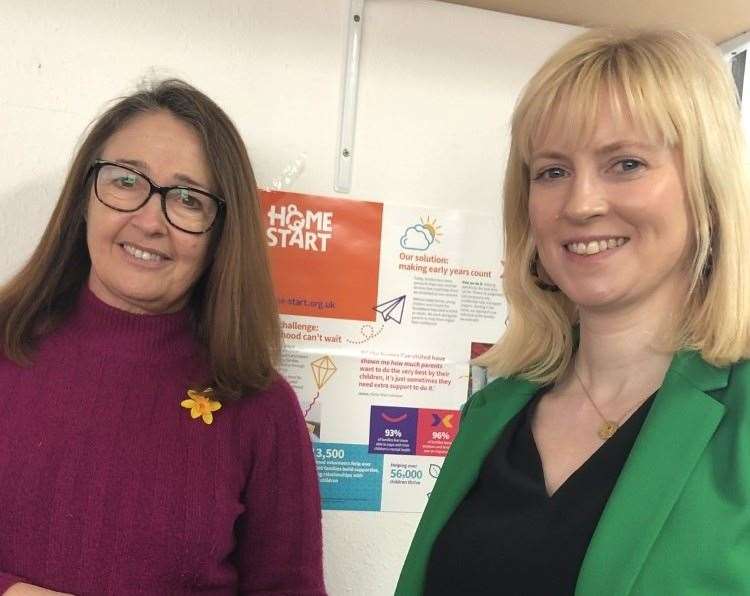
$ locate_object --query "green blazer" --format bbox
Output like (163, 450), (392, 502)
(396, 351), (750, 595)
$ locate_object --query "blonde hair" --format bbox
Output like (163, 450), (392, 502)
(477, 28), (750, 383)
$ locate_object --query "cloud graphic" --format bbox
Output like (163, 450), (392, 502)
(400, 224), (433, 250)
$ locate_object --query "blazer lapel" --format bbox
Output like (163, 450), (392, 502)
(396, 376), (538, 595)
(576, 352), (728, 596)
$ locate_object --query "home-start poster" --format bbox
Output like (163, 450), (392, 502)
(260, 190), (506, 512)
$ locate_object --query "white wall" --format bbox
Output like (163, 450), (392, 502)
(0, 1), (579, 593)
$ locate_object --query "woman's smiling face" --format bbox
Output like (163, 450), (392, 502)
(528, 98), (691, 315)
(86, 110), (213, 314)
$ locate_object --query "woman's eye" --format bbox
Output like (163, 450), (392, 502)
(613, 159), (644, 173)
(534, 167), (568, 181)
(115, 175), (138, 188)
(176, 190), (203, 210)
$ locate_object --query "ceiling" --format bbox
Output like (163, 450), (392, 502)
(439, 0), (750, 44)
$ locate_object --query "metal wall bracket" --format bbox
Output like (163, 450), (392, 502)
(334, 0), (365, 193)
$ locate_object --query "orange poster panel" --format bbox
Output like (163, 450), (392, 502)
(260, 191), (383, 321)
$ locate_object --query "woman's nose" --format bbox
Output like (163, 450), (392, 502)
(130, 192), (169, 234)
(562, 168), (608, 222)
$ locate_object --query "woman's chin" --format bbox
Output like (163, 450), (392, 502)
(560, 284), (625, 311)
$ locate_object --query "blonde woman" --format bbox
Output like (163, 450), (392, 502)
(398, 29), (750, 595)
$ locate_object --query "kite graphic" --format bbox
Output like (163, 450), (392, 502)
(373, 295), (406, 324)
(304, 355), (337, 417)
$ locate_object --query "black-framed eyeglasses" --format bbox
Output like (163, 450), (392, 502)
(87, 159), (225, 234)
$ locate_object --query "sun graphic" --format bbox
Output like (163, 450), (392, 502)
(419, 216), (443, 243)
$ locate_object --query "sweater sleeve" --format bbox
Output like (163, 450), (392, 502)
(0, 572), (24, 594)
(234, 379), (326, 595)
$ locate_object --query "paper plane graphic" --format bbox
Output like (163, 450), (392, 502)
(373, 295), (406, 324)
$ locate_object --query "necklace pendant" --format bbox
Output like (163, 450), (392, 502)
(598, 421), (619, 440)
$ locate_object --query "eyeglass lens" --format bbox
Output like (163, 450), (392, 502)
(96, 163), (218, 232)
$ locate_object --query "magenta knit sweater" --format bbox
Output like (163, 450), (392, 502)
(0, 288), (325, 595)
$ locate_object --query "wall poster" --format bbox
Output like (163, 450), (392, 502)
(261, 190), (506, 512)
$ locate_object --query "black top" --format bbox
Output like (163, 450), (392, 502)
(424, 390), (655, 596)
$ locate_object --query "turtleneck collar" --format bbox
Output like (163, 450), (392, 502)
(64, 286), (199, 363)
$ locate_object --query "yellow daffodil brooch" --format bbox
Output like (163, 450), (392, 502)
(181, 388), (222, 425)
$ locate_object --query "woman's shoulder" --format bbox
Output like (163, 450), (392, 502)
(469, 374), (537, 402)
(724, 359), (750, 393)
(729, 358), (750, 376)
(462, 374), (538, 419)
(223, 374), (312, 472)
(227, 373), (304, 424)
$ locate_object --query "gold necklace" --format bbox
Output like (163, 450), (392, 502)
(572, 366), (645, 441)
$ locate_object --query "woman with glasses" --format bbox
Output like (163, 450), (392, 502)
(0, 80), (325, 595)
(398, 29), (750, 595)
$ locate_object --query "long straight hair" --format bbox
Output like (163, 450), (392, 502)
(0, 79), (281, 399)
(477, 29), (750, 383)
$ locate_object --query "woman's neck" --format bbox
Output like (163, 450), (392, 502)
(571, 286), (684, 405)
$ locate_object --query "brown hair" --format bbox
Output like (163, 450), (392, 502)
(0, 79), (281, 399)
